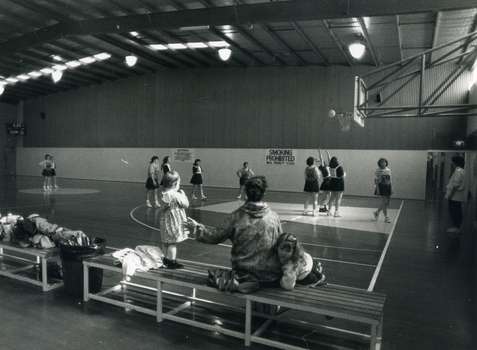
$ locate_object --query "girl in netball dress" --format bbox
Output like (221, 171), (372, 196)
(318, 149), (331, 212)
(39, 154), (53, 191)
(160, 156), (171, 189)
(327, 156), (346, 217)
(190, 159), (206, 200)
(145, 156), (161, 207)
(303, 156), (320, 216)
(373, 158), (393, 223)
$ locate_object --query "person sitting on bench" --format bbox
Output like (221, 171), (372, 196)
(184, 175), (282, 288)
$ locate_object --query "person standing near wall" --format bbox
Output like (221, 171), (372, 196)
(190, 159), (206, 200)
(318, 149), (331, 213)
(445, 156), (466, 234)
(236, 162), (254, 199)
(373, 158), (393, 223)
(39, 154), (53, 191)
(327, 156), (346, 217)
(160, 156), (171, 190)
(50, 156), (59, 189)
(145, 156), (161, 208)
(303, 156), (320, 216)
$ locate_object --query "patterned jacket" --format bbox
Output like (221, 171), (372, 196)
(195, 201), (282, 283)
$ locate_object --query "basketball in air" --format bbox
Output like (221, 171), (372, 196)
(328, 110), (336, 118)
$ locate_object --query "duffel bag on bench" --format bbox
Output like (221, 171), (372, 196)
(207, 269), (260, 294)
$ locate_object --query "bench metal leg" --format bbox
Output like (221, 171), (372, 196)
(245, 300), (251, 346)
(41, 257), (48, 292)
(156, 281), (163, 322)
(83, 264), (90, 301)
(371, 324), (378, 350)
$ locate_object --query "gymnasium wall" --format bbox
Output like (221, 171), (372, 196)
(20, 64), (470, 150)
(0, 103), (19, 175)
(16, 147), (427, 200)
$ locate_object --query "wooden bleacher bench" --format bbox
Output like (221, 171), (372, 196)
(83, 254), (385, 350)
(0, 241), (63, 292)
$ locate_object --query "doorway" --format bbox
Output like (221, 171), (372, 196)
(426, 151), (476, 202)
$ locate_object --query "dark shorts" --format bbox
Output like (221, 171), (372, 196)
(190, 173), (203, 185)
(240, 177), (250, 186)
(320, 179), (331, 191)
(377, 183), (392, 196)
(329, 178), (344, 192)
(145, 177), (159, 189)
(304, 180), (319, 192)
(42, 169), (53, 177)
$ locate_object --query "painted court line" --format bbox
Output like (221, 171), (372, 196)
(367, 200), (404, 292)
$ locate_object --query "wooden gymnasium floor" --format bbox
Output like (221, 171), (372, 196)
(0, 176), (475, 350)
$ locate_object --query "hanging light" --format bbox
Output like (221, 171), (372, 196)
(51, 70), (63, 83)
(0, 86), (4, 95)
(125, 55), (138, 67)
(349, 42), (366, 59)
(218, 48), (232, 61)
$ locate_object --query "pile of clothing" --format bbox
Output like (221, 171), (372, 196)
(0, 213), (88, 249)
(112, 246), (165, 281)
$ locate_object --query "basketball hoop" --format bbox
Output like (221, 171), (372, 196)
(337, 112), (353, 131)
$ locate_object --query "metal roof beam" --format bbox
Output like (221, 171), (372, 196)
(2, 0), (477, 56)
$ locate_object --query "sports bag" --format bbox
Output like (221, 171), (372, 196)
(206, 269), (260, 294)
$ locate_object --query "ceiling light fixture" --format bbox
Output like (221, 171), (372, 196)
(79, 57), (96, 64)
(209, 41), (228, 47)
(218, 48), (232, 61)
(150, 44), (168, 50)
(179, 25), (209, 31)
(0, 86), (4, 96)
(65, 61), (81, 67)
(349, 37), (366, 59)
(94, 53), (111, 60)
(168, 43), (187, 49)
(125, 55), (138, 67)
(188, 42), (208, 48)
(51, 70), (63, 83)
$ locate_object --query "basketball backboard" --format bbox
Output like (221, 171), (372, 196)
(354, 76), (367, 127)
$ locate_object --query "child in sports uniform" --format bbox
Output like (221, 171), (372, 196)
(190, 159), (206, 200)
(373, 158), (393, 223)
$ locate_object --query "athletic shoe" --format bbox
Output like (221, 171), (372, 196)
(385, 217), (391, 223)
(302, 211), (308, 216)
(326, 211), (333, 216)
(43, 186), (47, 191)
(373, 211), (379, 221)
(446, 227), (461, 234)
(201, 196), (207, 200)
(54, 185), (59, 189)
(334, 212), (341, 217)
(237, 195), (242, 199)
(191, 195), (198, 200)
(155, 201), (161, 207)
(167, 260), (184, 269)
(146, 200), (152, 208)
(312, 211), (317, 217)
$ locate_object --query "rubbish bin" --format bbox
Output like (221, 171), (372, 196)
(59, 238), (106, 296)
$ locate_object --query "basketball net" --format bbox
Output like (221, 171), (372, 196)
(337, 112), (353, 131)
